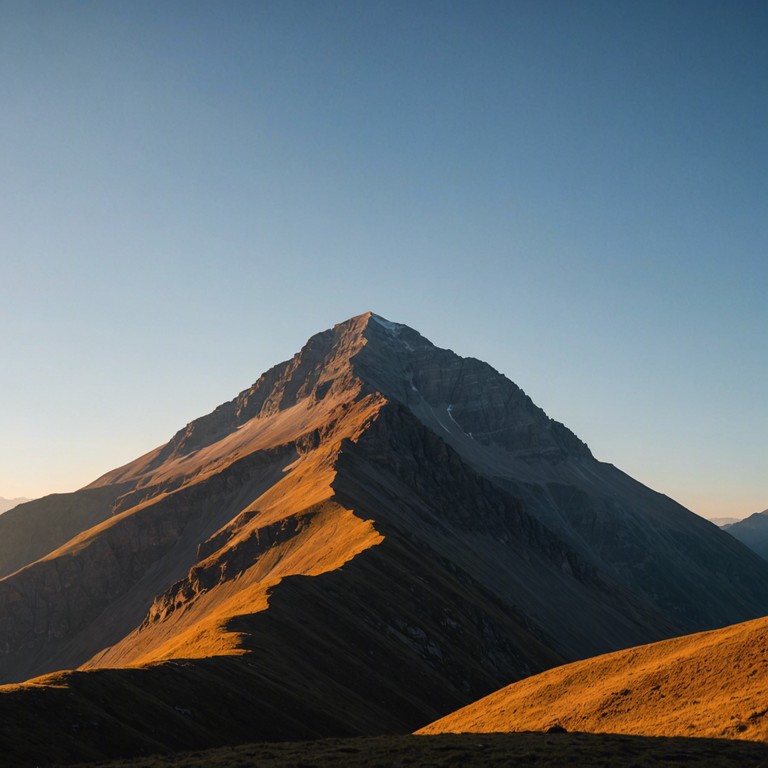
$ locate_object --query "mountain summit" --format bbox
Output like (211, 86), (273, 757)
(94, 311), (588, 485)
(1, 312), (767, 765)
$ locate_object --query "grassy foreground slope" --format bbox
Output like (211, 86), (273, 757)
(419, 615), (768, 742)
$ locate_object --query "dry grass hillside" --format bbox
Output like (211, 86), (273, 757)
(419, 614), (768, 742)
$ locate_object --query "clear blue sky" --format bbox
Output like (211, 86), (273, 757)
(1, 1), (765, 518)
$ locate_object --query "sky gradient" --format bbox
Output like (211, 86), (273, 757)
(1, 1), (765, 519)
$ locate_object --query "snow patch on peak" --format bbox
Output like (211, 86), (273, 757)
(371, 314), (404, 334)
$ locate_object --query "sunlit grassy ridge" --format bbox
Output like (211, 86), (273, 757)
(420, 615), (768, 742)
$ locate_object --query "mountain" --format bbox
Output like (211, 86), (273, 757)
(707, 516), (743, 528)
(418, 613), (768, 742)
(0, 497), (29, 515)
(723, 509), (768, 560)
(1, 312), (768, 765)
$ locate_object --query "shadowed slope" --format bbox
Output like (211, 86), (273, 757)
(352, 316), (768, 633)
(419, 614), (768, 742)
(70, 734), (768, 768)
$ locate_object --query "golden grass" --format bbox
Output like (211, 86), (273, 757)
(80, 396), (387, 670)
(419, 615), (768, 742)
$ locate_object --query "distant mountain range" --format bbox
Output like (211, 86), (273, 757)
(0, 497), (29, 515)
(707, 516), (743, 527)
(1, 313), (767, 765)
(722, 509), (768, 560)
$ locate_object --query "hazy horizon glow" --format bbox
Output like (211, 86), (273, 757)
(1, 1), (765, 519)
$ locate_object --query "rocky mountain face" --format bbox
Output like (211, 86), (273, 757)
(1, 312), (768, 765)
(723, 509), (768, 560)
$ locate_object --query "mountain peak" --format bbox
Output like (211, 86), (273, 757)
(92, 312), (590, 491)
(331, 311), (433, 352)
(290, 311), (591, 463)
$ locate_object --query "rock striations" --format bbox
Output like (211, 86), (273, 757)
(1, 312), (767, 765)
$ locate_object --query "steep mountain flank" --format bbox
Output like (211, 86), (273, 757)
(419, 614), (768, 742)
(352, 316), (768, 632)
(1, 312), (767, 764)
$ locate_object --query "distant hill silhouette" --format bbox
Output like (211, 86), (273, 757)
(0, 497), (30, 515)
(707, 516), (742, 527)
(723, 509), (768, 560)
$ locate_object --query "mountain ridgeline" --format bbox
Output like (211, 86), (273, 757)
(1, 312), (766, 766)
